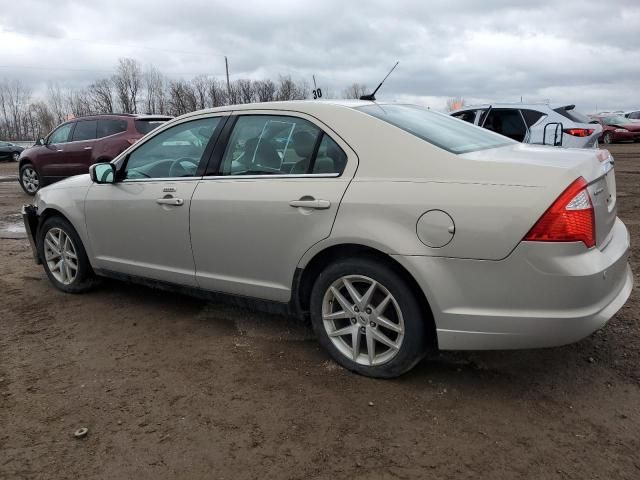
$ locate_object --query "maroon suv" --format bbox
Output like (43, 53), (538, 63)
(19, 114), (171, 195)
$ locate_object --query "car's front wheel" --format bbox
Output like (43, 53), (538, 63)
(19, 164), (40, 195)
(310, 257), (429, 378)
(603, 132), (613, 144)
(37, 216), (96, 293)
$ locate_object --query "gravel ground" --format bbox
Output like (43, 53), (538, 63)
(0, 145), (639, 479)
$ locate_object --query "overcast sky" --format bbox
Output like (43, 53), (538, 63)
(0, 0), (638, 112)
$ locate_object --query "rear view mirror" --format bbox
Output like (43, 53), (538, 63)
(90, 163), (116, 184)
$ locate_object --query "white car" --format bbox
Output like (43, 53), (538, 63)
(451, 103), (602, 148)
(23, 101), (632, 378)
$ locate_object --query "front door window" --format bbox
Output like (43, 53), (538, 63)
(124, 117), (222, 179)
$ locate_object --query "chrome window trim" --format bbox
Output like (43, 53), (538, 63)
(119, 173), (341, 183)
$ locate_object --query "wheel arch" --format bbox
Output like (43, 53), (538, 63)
(293, 243), (437, 348)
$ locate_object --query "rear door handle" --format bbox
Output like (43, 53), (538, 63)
(289, 199), (331, 209)
(83, 146), (92, 150)
(156, 197), (184, 206)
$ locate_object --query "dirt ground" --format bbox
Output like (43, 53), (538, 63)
(1, 145), (639, 480)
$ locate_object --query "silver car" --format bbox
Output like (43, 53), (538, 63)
(22, 101), (633, 378)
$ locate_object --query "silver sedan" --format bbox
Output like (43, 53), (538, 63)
(23, 101), (633, 377)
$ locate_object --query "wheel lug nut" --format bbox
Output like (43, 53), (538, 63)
(360, 326), (366, 333)
(365, 308), (372, 314)
(351, 318), (357, 324)
(370, 321), (376, 327)
(354, 306), (359, 312)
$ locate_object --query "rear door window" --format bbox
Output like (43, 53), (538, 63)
(483, 109), (527, 142)
(220, 115), (324, 175)
(72, 120), (97, 141)
(97, 119), (127, 138)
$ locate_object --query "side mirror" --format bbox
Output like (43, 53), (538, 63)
(89, 163), (116, 184)
(36, 138), (45, 146)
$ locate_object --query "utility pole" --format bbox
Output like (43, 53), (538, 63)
(225, 56), (231, 99)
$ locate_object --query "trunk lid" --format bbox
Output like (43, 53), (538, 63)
(587, 150), (616, 248)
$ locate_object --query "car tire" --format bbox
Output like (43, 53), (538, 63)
(603, 132), (613, 145)
(19, 163), (40, 196)
(37, 216), (97, 293)
(310, 257), (429, 378)
(12, 152), (20, 162)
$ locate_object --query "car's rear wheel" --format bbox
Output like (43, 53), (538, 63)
(12, 152), (19, 162)
(310, 258), (428, 378)
(37, 216), (96, 293)
(603, 132), (613, 144)
(19, 164), (40, 195)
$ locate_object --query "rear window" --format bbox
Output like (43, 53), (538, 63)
(135, 119), (168, 135)
(553, 106), (591, 124)
(357, 104), (514, 154)
(97, 119), (127, 138)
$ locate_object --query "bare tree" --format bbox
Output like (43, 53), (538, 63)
(446, 97), (465, 112)
(143, 65), (166, 114)
(168, 80), (197, 116)
(275, 75), (308, 101)
(29, 101), (56, 139)
(112, 58), (142, 113)
(191, 75), (209, 110)
(206, 77), (227, 107)
(235, 79), (256, 104)
(342, 83), (368, 99)
(254, 79), (276, 102)
(88, 78), (115, 113)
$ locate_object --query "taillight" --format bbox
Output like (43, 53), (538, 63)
(524, 177), (595, 248)
(563, 128), (594, 137)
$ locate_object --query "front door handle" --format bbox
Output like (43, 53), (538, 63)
(156, 197), (184, 206)
(83, 146), (92, 150)
(289, 199), (331, 209)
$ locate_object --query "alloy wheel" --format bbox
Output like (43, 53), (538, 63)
(322, 275), (405, 366)
(603, 133), (612, 144)
(22, 167), (39, 193)
(44, 228), (79, 285)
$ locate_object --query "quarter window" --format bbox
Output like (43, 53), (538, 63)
(72, 120), (97, 141)
(452, 110), (477, 124)
(124, 117), (221, 179)
(48, 123), (73, 144)
(221, 115), (323, 175)
(521, 109), (545, 128)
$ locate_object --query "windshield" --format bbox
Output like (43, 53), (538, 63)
(356, 104), (514, 154)
(603, 115), (633, 125)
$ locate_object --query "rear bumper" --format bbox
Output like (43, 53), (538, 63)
(394, 218), (632, 350)
(22, 204), (41, 264)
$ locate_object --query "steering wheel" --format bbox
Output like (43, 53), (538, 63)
(168, 157), (198, 177)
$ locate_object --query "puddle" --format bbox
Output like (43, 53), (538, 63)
(0, 213), (26, 239)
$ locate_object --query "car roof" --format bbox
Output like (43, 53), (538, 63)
(70, 113), (173, 121)
(177, 99), (383, 119)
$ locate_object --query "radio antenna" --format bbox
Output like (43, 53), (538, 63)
(360, 61), (399, 101)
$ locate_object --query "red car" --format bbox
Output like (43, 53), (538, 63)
(591, 114), (640, 145)
(19, 114), (171, 195)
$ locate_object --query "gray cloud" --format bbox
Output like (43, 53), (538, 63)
(0, 0), (638, 112)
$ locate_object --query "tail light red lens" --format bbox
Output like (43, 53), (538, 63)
(524, 177), (595, 248)
(563, 128), (594, 137)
